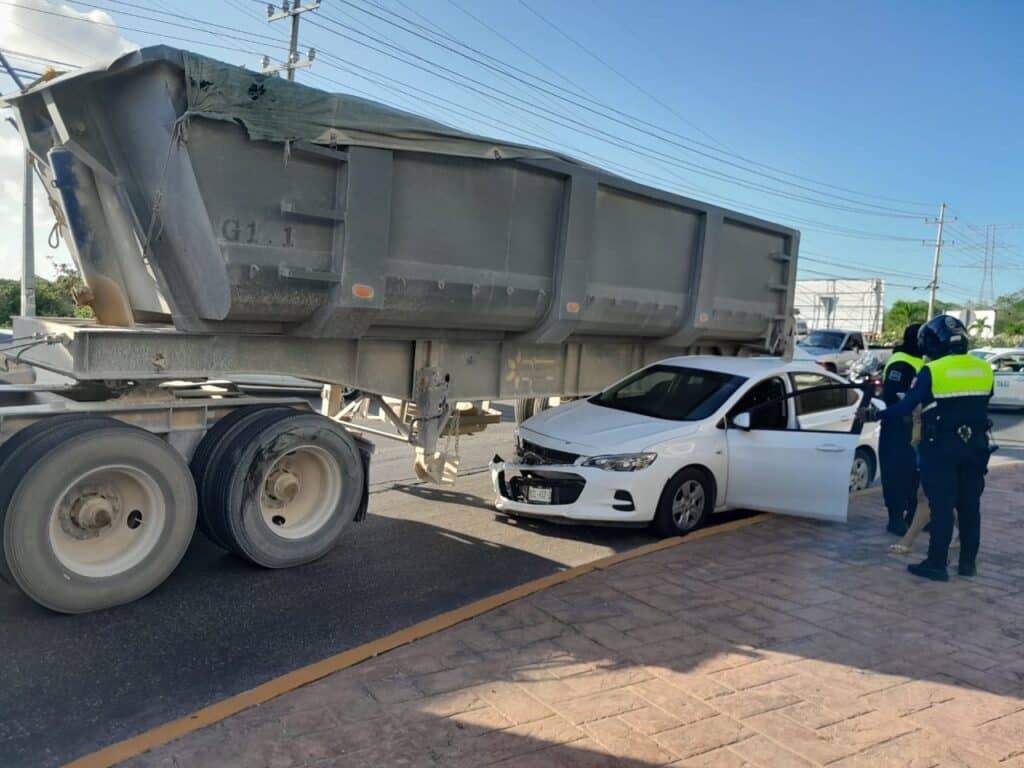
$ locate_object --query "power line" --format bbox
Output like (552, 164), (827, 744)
(15, 0), (934, 246)
(515, 0), (725, 154)
(0, 0), (289, 57)
(302, 10), (933, 223)
(307, 0), (932, 218)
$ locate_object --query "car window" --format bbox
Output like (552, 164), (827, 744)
(729, 377), (788, 429)
(789, 372), (851, 414)
(843, 335), (862, 351)
(995, 354), (1024, 372)
(590, 365), (746, 421)
(800, 331), (844, 349)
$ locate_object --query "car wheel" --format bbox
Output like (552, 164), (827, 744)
(653, 468), (714, 538)
(824, 363), (838, 373)
(850, 447), (876, 492)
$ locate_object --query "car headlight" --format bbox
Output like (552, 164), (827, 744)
(581, 453), (657, 471)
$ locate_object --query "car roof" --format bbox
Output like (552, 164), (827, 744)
(655, 355), (827, 378)
(974, 347), (1019, 355)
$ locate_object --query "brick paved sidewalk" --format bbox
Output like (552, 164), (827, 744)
(125, 466), (1024, 768)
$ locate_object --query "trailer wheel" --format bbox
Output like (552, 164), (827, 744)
(514, 397), (551, 425)
(0, 415), (121, 584)
(190, 405), (293, 548)
(206, 412), (365, 568)
(2, 422), (197, 613)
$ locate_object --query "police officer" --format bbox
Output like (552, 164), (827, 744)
(879, 324), (924, 536)
(872, 315), (993, 581)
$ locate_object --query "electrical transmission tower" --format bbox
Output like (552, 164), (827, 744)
(261, 0), (319, 80)
(969, 223), (1022, 306)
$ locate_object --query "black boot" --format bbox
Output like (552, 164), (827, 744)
(958, 561), (977, 577)
(908, 559), (949, 581)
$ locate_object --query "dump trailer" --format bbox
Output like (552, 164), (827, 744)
(0, 47), (799, 613)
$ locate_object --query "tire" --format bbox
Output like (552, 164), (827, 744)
(514, 397), (551, 425)
(190, 405), (293, 548)
(824, 363), (838, 373)
(2, 422), (197, 613)
(652, 468), (714, 538)
(850, 447), (876, 493)
(0, 415), (120, 584)
(205, 411), (366, 568)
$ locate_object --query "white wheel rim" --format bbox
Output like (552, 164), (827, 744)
(850, 457), (870, 491)
(672, 480), (705, 531)
(259, 445), (342, 540)
(49, 464), (166, 578)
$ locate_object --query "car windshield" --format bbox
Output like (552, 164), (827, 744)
(799, 331), (845, 349)
(590, 365), (746, 421)
(969, 350), (994, 360)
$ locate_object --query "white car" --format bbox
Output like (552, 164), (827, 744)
(971, 347), (1024, 409)
(492, 356), (880, 535)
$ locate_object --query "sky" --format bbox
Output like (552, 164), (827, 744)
(0, 0), (1021, 308)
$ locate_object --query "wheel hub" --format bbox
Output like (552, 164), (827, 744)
(265, 468), (301, 504)
(61, 486), (121, 540)
(258, 446), (342, 539)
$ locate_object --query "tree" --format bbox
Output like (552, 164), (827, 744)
(994, 291), (1024, 335)
(968, 316), (992, 337)
(881, 299), (953, 341)
(0, 262), (93, 328)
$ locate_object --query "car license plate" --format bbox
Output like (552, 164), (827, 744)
(527, 486), (552, 503)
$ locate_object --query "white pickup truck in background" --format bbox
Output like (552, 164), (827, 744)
(797, 329), (867, 374)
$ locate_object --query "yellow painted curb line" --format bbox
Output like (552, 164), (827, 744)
(64, 512), (771, 768)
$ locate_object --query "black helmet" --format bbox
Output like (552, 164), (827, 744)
(918, 315), (968, 359)
(901, 323), (923, 357)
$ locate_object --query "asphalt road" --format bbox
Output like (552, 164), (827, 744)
(0, 405), (662, 768)
(1, 405), (1021, 767)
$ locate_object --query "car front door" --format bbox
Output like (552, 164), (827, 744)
(724, 381), (862, 522)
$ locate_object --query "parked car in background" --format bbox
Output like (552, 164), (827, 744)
(492, 357), (881, 536)
(796, 329), (866, 374)
(971, 348), (1024, 409)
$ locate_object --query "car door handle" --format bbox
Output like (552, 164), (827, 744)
(816, 443), (846, 453)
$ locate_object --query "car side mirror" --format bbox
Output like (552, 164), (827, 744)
(731, 412), (752, 431)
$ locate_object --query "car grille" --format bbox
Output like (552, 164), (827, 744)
(519, 440), (579, 466)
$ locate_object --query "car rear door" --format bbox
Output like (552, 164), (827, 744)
(724, 383), (864, 522)
(992, 353), (1024, 407)
(790, 372), (861, 431)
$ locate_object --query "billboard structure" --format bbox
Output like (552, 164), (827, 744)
(947, 308), (996, 339)
(794, 279), (885, 338)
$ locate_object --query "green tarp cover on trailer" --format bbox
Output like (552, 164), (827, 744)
(180, 50), (573, 162)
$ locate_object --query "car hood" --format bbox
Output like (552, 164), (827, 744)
(520, 399), (700, 454)
(797, 346), (840, 356)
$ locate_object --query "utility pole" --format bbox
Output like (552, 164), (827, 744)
(0, 50), (35, 318)
(979, 224), (993, 306)
(872, 278), (883, 338)
(262, 1), (319, 80)
(927, 202), (948, 320)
